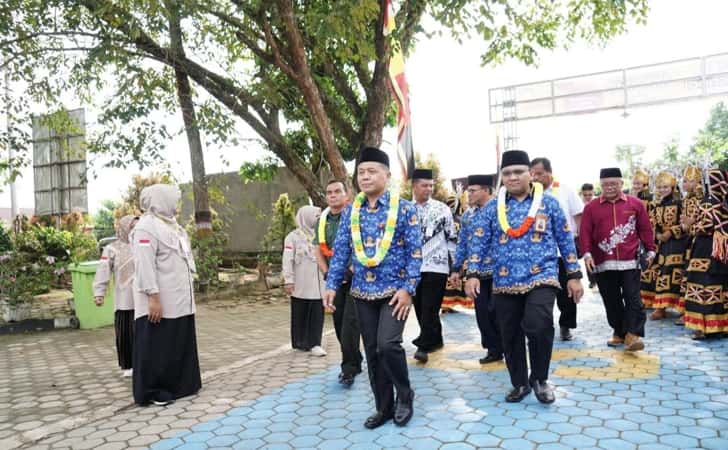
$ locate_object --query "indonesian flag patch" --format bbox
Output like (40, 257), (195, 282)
(138, 239), (151, 247)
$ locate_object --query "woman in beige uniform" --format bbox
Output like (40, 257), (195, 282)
(93, 215), (138, 377)
(131, 184), (201, 406)
(283, 205), (327, 356)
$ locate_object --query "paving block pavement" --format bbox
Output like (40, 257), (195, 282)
(8, 289), (728, 449)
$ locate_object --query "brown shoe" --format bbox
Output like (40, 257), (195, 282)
(624, 333), (645, 352)
(649, 309), (666, 320)
(607, 335), (624, 347)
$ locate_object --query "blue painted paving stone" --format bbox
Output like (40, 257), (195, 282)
(131, 301), (728, 450)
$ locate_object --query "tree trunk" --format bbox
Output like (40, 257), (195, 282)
(166, 0), (211, 236)
(175, 70), (211, 236)
(275, 0), (348, 180)
(362, 2), (390, 148)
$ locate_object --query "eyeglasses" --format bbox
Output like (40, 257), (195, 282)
(466, 187), (482, 194)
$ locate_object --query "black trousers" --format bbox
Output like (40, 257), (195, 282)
(475, 277), (502, 356)
(290, 297), (324, 350)
(356, 298), (412, 414)
(332, 283), (363, 376)
(595, 269), (646, 338)
(495, 287), (557, 388)
(412, 272), (448, 352)
(115, 310), (134, 370)
(556, 258), (577, 329)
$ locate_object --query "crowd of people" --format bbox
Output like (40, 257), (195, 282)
(91, 147), (728, 430)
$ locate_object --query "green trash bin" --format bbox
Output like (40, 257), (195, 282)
(69, 261), (115, 329)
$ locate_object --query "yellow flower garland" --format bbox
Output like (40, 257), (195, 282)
(497, 182), (544, 238)
(317, 207), (334, 257)
(351, 190), (400, 267)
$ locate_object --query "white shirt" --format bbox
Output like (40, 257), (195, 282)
(414, 198), (457, 274)
(545, 182), (583, 236)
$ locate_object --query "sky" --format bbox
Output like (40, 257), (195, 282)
(2, 0), (728, 213)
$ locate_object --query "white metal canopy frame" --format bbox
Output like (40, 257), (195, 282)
(489, 52), (728, 149)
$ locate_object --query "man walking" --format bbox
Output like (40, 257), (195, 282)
(466, 150), (584, 404)
(314, 179), (363, 386)
(580, 168), (655, 351)
(454, 174), (503, 364)
(410, 168), (457, 363)
(530, 157), (584, 341)
(324, 147), (422, 429)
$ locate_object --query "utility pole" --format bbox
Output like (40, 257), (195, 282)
(4, 67), (18, 220)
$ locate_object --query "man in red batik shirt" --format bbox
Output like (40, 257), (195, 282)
(580, 167), (656, 352)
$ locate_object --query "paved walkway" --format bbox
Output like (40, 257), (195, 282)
(7, 288), (728, 449)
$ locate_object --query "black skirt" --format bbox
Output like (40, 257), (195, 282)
(115, 310), (134, 370)
(133, 315), (202, 405)
(290, 297), (323, 351)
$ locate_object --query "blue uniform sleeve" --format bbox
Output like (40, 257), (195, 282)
(549, 197), (583, 278)
(453, 210), (470, 272)
(325, 206), (353, 290)
(465, 206), (493, 278)
(400, 202), (422, 295)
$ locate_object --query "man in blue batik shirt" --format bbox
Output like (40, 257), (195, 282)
(465, 150), (584, 404)
(450, 174), (503, 365)
(324, 147), (422, 429)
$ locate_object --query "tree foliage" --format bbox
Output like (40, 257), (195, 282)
(92, 199), (119, 239)
(262, 193), (297, 261)
(693, 102), (728, 169)
(614, 144), (647, 181)
(615, 102), (728, 182)
(115, 173), (174, 219)
(1, 0), (649, 205)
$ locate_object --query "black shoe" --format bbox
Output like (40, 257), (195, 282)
(479, 353), (503, 364)
(505, 386), (531, 403)
(588, 282), (596, 289)
(364, 410), (393, 429)
(413, 349), (428, 363)
(531, 380), (555, 404)
(560, 327), (573, 341)
(393, 390), (414, 426)
(339, 373), (355, 387)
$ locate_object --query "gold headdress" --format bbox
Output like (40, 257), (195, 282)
(632, 168), (650, 185)
(682, 165), (702, 182)
(655, 171), (677, 187)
